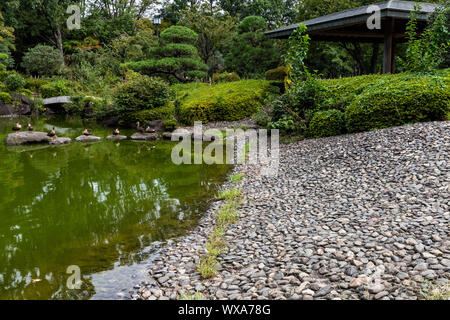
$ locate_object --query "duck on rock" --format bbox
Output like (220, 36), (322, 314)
(83, 129), (92, 136)
(113, 128), (120, 136)
(27, 123), (34, 132)
(12, 123), (22, 132)
(47, 127), (56, 140)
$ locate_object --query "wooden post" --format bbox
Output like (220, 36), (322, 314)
(383, 18), (395, 74)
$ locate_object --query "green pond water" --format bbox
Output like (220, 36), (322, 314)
(0, 115), (231, 300)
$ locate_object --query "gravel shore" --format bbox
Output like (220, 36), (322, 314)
(133, 121), (449, 300)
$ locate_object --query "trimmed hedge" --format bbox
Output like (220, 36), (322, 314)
(131, 104), (175, 123)
(175, 80), (271, 125)
(345, 74), (450, 132)
(277, 70), (450, 136)
(309, 109), (344, 138)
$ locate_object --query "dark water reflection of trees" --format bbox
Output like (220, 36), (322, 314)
(0, 116), (231, 299)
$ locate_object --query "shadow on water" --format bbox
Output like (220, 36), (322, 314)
(0, 115), (231, 299)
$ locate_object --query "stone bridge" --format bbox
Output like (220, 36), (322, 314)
(42, 96), (72, 105)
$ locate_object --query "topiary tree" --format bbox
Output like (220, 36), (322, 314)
(21, 44), (64, 77)
(224, 16), (280, 77)
(122, 26), (208, 82)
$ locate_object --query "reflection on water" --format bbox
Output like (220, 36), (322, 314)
(0, 116), (231, 299)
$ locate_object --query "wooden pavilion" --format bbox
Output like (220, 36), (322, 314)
(265, 1), (440, 73)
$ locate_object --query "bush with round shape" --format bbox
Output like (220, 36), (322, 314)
(309, 109), (345, 138)
(21, 45), (64, 77)
(114, 76), (170, 113)
(345, 75), (450, 133)
(265, 66), (287, 81)
(40, 80), (70, 98)
(4, 72), (25, 91)
(211, 72), (240, 83)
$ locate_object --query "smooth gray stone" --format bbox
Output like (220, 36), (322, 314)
(106, 135), (127, 140)
(75, 135), (101, 142)
(130, 133), (158, 141)
(49, 137), (71, 145)
(6, 131), (50, 145)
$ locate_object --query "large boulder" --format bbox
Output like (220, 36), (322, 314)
(75, 135), (101, 143)
(6, 131), (51, 146)
(130, 132), (158, 141)
(0, 104), (15, 116)
(11, 93), (33, 106)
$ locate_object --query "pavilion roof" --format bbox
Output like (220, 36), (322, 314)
(265, 1), (439, 42)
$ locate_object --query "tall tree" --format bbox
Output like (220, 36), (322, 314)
(224, 15), (280, 76)
(178, 3), (236, 73)
(0, 11), (15, 67)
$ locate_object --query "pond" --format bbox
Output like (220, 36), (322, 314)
(0, 116), (231, 300)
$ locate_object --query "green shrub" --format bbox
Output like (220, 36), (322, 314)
(130, 105), (175, 124)
(0, 70), (9, 82)
(0, 92), (12, 104)
(25, 78), (50, 92)
(265, 66), (287, 81)
(163, 119), (178, 131)
(40, 80), (70, 98)
(309, 109), (344, 138)
(177, 80), (271, 125)
(252, 110), (271, 127)
(20, 88), (33, 97)
(211, 72), (240, 84)
(345, 74), (450, 133)
(113, 75), (170, 120)
(21, 44), (63, 76)
(268, 115), (298, 133)
(0, 63), (5, 72)
(4, 72), (26, 91)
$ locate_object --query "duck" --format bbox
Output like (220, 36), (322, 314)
(136, 122), (145, 133)
(112, 128), (120, 136)
(83, 129), (92, 136)
(47, 127), (56, 140)
(27, 123), (34, 131)
(145, 126), (155, 133)
(12, 123), (22, 132)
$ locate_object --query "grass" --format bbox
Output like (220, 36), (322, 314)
(178, 290), (204, 300)
(420, 280), (450, 300)
(230, 173), (245, 183)
(216, 187), (241, 200)
(197, 180), (243, 279)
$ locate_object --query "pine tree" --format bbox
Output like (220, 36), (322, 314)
(123, 26), (208, 82)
